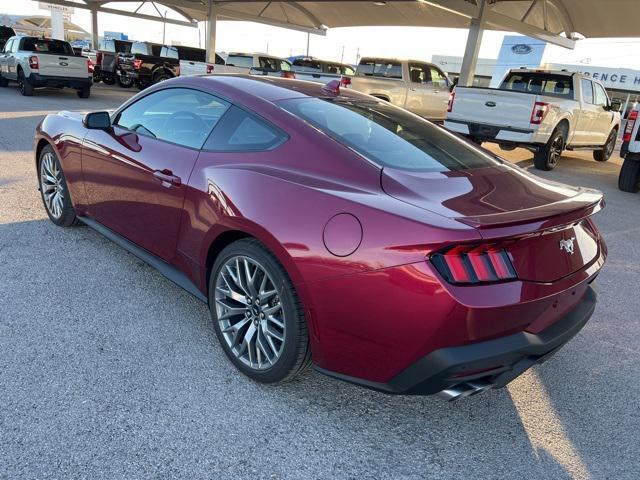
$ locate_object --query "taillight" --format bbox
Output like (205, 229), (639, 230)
(623, 110), (638, 142)
(530, 101), (549, 124)
(340, 76), (351, 87)
(447, 90), (455, 112)
(431, 243), (517, 284)
(206, 64), (214, 74)
(29, 55), (39, 70)
(133, 59), (142, 70)
(87, 58), (94, 74)
(281, 70), (295, 79)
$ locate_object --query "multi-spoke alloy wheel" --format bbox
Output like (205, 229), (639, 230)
(38, 145), (79, 227)
(215, 256), (286, 370)
(40, 151), (65, 220)
(209, 239), (311, 383)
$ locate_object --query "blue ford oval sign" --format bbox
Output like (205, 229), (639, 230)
(511, 44), (533, 55)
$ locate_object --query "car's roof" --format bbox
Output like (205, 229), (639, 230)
(192, 74), (374, 103)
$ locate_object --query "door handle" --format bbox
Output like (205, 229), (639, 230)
(153, 169), (181, 187)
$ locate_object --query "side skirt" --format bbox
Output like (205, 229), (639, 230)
(79, 215), (208, 304)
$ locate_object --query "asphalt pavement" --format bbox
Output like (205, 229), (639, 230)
(0, 83), (639, 480)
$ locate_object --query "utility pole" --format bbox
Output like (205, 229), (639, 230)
(162, 10), (167, 44)
(340, 45), (345, 64)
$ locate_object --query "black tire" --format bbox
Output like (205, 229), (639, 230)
(77, 86), (90, 98)
(38, 145), (81, 227)
(0, 74), (8, 87)
(152, 70), (170, 85)
(209, 238), (311, 384)
(594, 129), (617, 162)
(116, 74), (133, 88)
(618, 156), (640, 193)
(101, 75), (116, 86)
(534, 128), (565, 171)
(466, 135), (482, 146)
(135, 79), (147, 91)
(18, 69), (34, 96)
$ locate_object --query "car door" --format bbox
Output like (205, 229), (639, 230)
(424, 65), (451, 121)
(593, 82), (614, 144)
(81, 87), (230, 261)
(404, 62), (432, 118)
(575, 78), (598, 145)
(0, 39), (12, 77)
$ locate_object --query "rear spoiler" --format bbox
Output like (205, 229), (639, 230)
(457, 189), (604, 232)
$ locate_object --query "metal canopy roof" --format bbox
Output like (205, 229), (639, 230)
(40, 1), (640, 48)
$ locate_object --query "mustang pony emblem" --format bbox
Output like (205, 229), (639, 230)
(559, 237), (575, 255)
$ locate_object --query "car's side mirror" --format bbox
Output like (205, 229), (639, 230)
(609, 99), (622, 112)
(83, 111), (111, 129)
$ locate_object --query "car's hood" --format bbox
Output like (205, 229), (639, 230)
(381, 164), (603, 230)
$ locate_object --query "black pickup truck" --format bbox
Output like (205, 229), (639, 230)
(121, 41), (180, 90)
(94, 38), (133, 87)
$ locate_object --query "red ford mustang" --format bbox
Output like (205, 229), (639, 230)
(34, 75), (606, 400)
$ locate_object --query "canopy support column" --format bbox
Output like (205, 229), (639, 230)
(458, 0), (487, 87)
(206, 1), (219, 63)
(90, 8), (99, 50)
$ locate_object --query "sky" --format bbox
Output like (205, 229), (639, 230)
(3, 0), (640, 69)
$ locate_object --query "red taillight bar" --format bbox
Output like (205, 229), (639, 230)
(431, 243), (517, 285)
(530, 101), (549, 125)
(623, 110), (638, 142)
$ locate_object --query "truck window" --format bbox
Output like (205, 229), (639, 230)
(429, 67), (449, 88)
(2, 39), (13, 54)
(293, 59), (321, 72)
(21, 38), (73, 55)
(161, 46), (179, 59)
(226, 55), (253, 68)
(358, 59), (402, 79)
(501, 72), (574, 98)
(99, 39), (115, 52)
(581, 79), (594, 104)
(131, 42), (149, 55)
(594, 83), (609, 107)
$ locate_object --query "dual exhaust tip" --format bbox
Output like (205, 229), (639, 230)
(437, 380), (493, 402)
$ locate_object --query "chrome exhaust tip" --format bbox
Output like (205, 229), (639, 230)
(437, 380), (493, 402)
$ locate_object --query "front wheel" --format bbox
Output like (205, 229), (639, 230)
(209, 239), (311, 384)
(534, 129), (565, 171)
(618, 155), (640, 193)
(594, 129), (617, 162)
(38, 145), (80, 227)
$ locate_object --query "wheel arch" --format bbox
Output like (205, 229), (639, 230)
(370, 93), (390, 102)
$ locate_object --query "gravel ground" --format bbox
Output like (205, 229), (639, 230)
(0, 83), (639, 480)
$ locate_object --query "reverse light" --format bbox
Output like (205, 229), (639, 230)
(623, 110), (638, 142)
(431, 243), (517, 284)
(530, 101), (549, 124)
(447, 90), (456, 112)
(133, 59), (143, 70)
(29, 55), (39, 70)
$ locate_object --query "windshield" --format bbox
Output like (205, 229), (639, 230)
(21, 38), (73, 55)
(279, 98), (501, 172)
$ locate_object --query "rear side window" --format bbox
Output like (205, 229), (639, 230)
(99, 39), (115, 52)
(204, 106), (287, 152)
(226, 55), (253, 68)
(21, 38), (73, 55)
(161, 46), (179, 59)
(293, 59), (321, 72)
(581, 79), (594, 104)
(501, 72), (574, 98)
(131, 42), (149, 55)
(279, 98), (501, 172)
(115, 88), (230, 149)
(357, 59), (402, 79)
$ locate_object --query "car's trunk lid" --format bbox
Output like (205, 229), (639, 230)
(381, 165), (603, 282)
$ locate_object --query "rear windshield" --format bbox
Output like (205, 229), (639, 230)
(357, 59), (402, 79)
(500, 72), (574, 98)
(226, 55), (253, 68)
(21, 38), (73, 55)
(279, 98), (501, 172)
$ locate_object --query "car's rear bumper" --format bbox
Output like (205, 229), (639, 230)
(445, 119), (549, 146)
(28, 73), (92, 89)
(317, 284), (597, 395)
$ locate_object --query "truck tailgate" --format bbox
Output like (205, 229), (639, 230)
(38, 54), (87, 78)
(449, 87), (537, 131)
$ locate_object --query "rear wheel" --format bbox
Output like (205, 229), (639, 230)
(594, 129), (617, 162)
(116, 74), (133, 88)
(534, 128), (565, 171)
(209, 239), (311, 384)
(18, 70), (34, 96)
(0, 74), (8, 87)
(618, 155), (640, 193)
(101, 75), (116, 85)
(77, 86), (90, 98)
(38, 145), (80, 227)
(152, 70), (170, 85)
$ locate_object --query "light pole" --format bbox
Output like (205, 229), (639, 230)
(162, 10), (167, 44)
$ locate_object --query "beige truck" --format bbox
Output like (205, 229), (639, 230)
(343, 57), (452, 121)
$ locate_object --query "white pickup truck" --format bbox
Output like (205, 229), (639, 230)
(445, 69), (622, 170)
(0, 36), (92, 98)
(288, 56), (354, 84)
(619, 105), (640, 192)
(344, 57), (452, 122)
(161, 45), (223, 76)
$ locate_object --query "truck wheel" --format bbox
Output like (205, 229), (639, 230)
(0, 74), (8, 87)
(116, 75), (133, 88)
(618, 155), (640, 193)
(534, 128), (565, 171)
(18, 70), (34, 96)
(152, 71), (170, 84)
(77, 86), (91, 98)
(135, 79), (147, 91)
(102, 75), (116, 86)
(594, 129), (617, 162)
